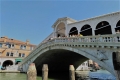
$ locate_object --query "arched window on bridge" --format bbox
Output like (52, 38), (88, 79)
(95, 21), (112, 35)
(56, 22), (66, 37)
(2, 60), (13, 68)
(80, 24), (92, 36)
(69, 27), (78, 36)
(115, 20), (120, 32)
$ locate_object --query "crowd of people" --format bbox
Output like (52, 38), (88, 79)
(116, 30), (120, 34)
(43, 30), (120, 43)
(49, 33), (83, 40)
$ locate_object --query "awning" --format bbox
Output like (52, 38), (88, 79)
(15, 58), (23, 62)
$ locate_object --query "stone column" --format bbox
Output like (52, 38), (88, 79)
(42, 64), (48, 80)
(69, 65), (75, 80)
(27, 63), (37, 80)
(115, 51), (120, 80)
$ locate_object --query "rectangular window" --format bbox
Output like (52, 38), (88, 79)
(20, 45), (23, 49)
(10, 53), (14, 56)
(0, 43), (2, 47)
(19, 53), (21, 57)
(24, 46), (26, 49)
(30, 46), (33, 50)
(22, 53), (25, 57)
(20, 45), (26, 49)
(12, 44), (14, 48)
(8, 44), (11, 48)
(6, 52), (10, 56)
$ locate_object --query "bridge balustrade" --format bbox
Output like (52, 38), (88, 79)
(20, 34), (120, 65)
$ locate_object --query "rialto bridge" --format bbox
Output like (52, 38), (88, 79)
(19, 11), (120, 79)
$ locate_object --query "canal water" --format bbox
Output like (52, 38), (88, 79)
(0, 72), (72, 80)
(0, 70), (116, 80)
(0, 73), (54, 80)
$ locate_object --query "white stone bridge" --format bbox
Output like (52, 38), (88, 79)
(19, 11), (120, 79)
(19, 34), (120, 79)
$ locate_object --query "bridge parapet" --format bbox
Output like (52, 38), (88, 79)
(19, 34), (120, 66)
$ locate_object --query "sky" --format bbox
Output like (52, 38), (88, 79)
(0, 0), (120, 45)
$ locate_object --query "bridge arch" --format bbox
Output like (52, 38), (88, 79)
(2, 60), (13, 67)
(32, 45), (115, 75)
(95, 21), (112, 35)
(80, 24), (92, 36)
(69, 27), (78, 36)
(56, 22), (66, 37)
(115, 20), (120, 31)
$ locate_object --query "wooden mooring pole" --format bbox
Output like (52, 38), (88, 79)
(69, 65), (75, 80)
(27, 63), (37, 80)
(42, 64), (48, 80)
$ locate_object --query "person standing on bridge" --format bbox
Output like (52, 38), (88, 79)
(116, 30), (120, 34)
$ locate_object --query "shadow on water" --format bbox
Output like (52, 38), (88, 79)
(38, 71), (69, 80)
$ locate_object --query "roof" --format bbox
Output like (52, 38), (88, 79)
(52, 17), (77, 28)
(0, 36), (36, 46)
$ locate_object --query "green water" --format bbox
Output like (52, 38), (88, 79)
(0, 73), (56, 80)
(0, 73), (70, 80)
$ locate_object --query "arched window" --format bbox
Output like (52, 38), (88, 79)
(95, 21), (112, 35)
(56, 22), (66, 37)
(69, 27), (78, 36)
(115, 20), (120, 32)
(80, 24), (92, 36)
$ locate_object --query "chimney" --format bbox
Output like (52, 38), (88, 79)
(26, 40), (29, 45)
(3, 36), (8, 42)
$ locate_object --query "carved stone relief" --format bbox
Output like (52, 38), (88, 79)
(97, 49), (108, 61)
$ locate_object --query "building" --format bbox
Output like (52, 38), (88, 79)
(0, 36), (36, 70)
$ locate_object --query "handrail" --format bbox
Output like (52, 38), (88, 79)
(19, 34), (120, 66)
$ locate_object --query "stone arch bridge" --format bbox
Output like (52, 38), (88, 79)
(19, 34), (120, 79)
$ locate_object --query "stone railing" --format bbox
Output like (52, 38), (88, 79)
(19, 34), (120, 66)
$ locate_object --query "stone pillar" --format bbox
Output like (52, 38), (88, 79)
(69, 65), (75, 80)
(42, 64), (48, 80)
(115, 51), (120, 80)
(27, 63), (37, 80)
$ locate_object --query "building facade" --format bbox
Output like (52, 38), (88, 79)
(0, 36), (36, 70)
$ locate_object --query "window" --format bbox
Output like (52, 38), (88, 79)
(20, 45), (26, 49)
(12, 44), (14, 48)
(6, 52), (10, 56)
(0, 43), (2, 47)
(30, 46), (33, 50)
(10, 53), (14, 56)
(8, 44), (11, 48)
(7, 44), (14, 48)
(0, 52), (1, 54)
(82, 63), (85, 66)
(19, 53), (21, 57)
(22, 53), (25, 57)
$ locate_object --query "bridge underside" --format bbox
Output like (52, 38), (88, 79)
(33, 49), (88, 74)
